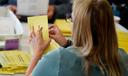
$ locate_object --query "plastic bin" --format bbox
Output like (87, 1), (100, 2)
(0, 7), (23, 50)
(0, 7), (23, 40)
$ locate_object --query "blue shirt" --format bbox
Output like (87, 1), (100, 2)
(32, 47), (128, 76)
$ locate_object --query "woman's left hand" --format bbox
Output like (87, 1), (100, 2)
(29, 26), (51, 57)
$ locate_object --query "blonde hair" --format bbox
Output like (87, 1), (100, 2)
(72, 0), (122, 76)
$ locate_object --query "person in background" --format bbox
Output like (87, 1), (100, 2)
(0, 0), (72, 23)
(107, 0), (128, 29)
(48, 0), (72, 23)
(25, 0), (128, 76)
(0, 0), (8, 5)
(0, 0), (16, 5)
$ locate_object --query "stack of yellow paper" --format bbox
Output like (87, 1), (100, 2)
(117, 31), (128, 53)
(0, 51), (31, 74)
(28, 16), (60, 55)
(54, 19), (72, 37)
(116, 26), (128, 53)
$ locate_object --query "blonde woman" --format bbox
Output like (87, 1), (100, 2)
(26, 0), (128, 76)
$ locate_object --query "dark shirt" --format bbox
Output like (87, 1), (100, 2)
(0, 0), (16, 5)
(49, 0), (72, 23)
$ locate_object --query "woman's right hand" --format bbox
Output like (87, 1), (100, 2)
(49, 24), (67, 47)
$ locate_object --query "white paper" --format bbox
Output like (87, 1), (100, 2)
(17, 0), (49, 16)
(0, 17), (15, 34)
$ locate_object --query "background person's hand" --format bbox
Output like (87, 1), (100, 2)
(29, 26), (51, 57)
(48, 5), (55, 19)
(7, 5), (17, 13)
(49, 25), (67, 47)
(7, 5), (21, 19)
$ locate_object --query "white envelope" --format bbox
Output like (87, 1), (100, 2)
(17, 0), (49, 16)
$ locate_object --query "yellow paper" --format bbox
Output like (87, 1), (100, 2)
(55, 19), (72, 36)
(28, 16), (49, 40)
(43, 40), (59, 54)
(117, 31), (128, 53)
(0, 68), (14, 74)
(0, 50), (31, 74)
(63, 33), (72, 37)
(116, 26), (128, 53)
(28, 16), (60, 55)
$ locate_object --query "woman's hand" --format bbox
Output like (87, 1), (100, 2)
(29, 26), (51, 57)
(49, 24), (67, 47)
(26, 26), (51, 76)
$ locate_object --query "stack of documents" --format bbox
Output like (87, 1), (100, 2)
(117, 31), (128, 53)
(55, 19), (72, 37)
(116, 24), (128, 53)
(0, 51), (31, 74)
(28, 16), (60, 55)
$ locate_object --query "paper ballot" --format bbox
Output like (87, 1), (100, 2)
(0, 51), (31, 74)
(28, 16), (59, 55)
(55, 19), (72, 36)
(17, 0), (49, 15)
(28, 16), (49, 40)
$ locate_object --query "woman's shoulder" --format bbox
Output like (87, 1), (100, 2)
(44, 46), (82, 58)
(42, 46), (85, 76)
(58, 46), (83, 63)
(118, 48), (128, 71)
(118, 48), (128, 64)
(57, 46), (85, 76)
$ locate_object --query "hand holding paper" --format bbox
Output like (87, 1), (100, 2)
(28, 16), (49, 41)
(49, 25), (67, 47)
(29, 26), (51, 57)
(28, 16), (59, 55)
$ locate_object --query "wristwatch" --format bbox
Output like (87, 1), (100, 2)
(63, 39), (72, 48)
